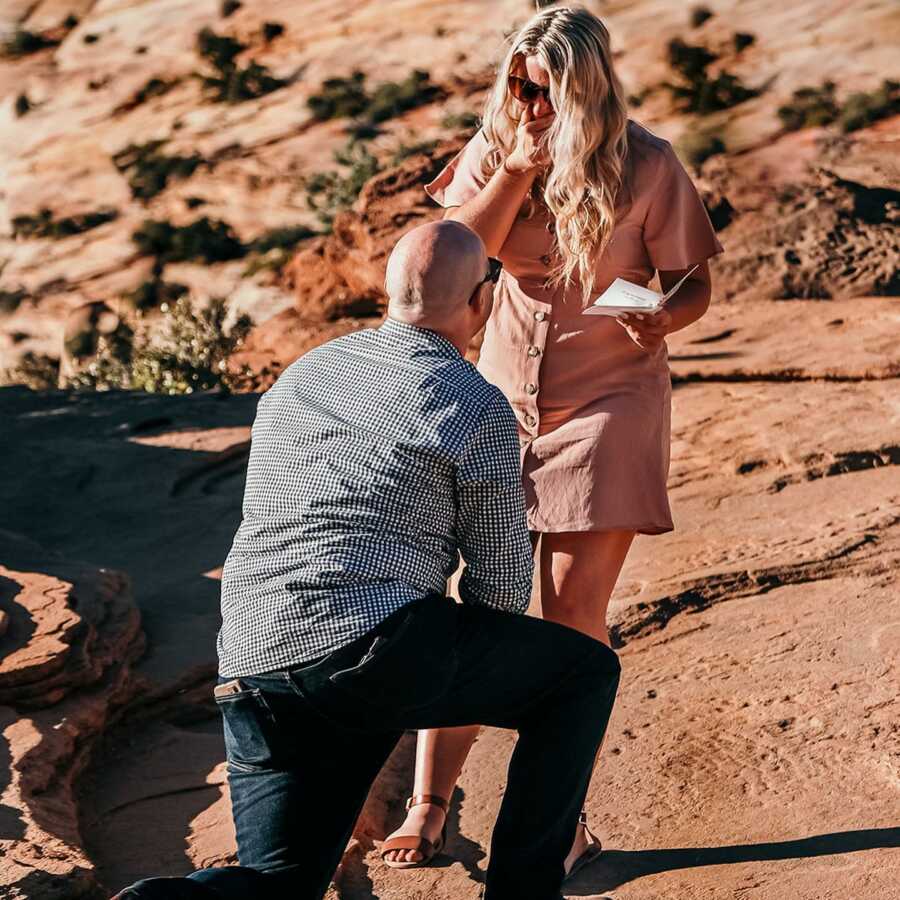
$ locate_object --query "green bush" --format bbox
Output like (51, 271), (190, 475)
(12, 207), (118, 239)
(779, 79), (900, 133)
(690, 6), (713, 27)
(838, 79), (900, 132)
(3, 352), (60, 390)
(134, 77), (179, 105)
(304, 140), (381, 230)
(195, 27), (287, 103)
(391, 139), (438, 165)
(262, 22), (285, 42)
(777, 81), (841, 131)
(733, 32), (756, 53)
(68, 297), (252, 394)
(123, 278), (189, 311)
(1, 29), (59, 58)
(132, 217), (246, 268)
(307, 69), (441, 126)
(441, 111), (480, 132)
(307, 71), (370, 120)
(112, 141), (204, 200)
(249, 225), (318, 253)
(676, 130), (726, 167)
(0, 288), (27, 314)
(665, 38), (757, 113)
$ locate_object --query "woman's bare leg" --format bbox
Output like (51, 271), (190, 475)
(382, 531), (635, 868)
(383, 532), (543, 865)
(539, 529), (636, 871)
(382, 726), (480, 864)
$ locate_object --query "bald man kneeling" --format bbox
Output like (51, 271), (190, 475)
(113, 222), (621, 900)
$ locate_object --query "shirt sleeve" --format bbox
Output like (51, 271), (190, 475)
(424, 128), (491, 209)
(642, 143), (725, 271)
(454, 391), (533, 614)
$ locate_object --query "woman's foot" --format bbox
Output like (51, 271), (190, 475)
(564, 814), (603, 880)
(382, 799), (448, 866)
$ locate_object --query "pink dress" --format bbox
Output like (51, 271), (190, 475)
(424, 120), (725, 534)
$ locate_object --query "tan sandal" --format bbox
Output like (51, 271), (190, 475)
(564, 811), (603, 881)
(380, 794), (449, 870)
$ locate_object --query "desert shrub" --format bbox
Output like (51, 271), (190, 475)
(262, 22), (285, 42)
(0, 288), (28, 314)
(114, 77), (180, 113)
(195, 27), (287, 103)
(3, 352), (60, 389)
(690, 6), (713, 27)
(777, 81), (839, 131)
(441, 111), (480, 131)
(14, 93), (30, 117)
(83, 33), (99, 44)
(69, 297), (252, 394)
(304, 140), (381, 230)
(307, 69), (441, 126)
(391, 139), (438, 165)
(249, 225), (318, 253)
(124, 278), (189, 311)
(778, 80), (900, 133)
(665, 38), (757, 113)
(367, 70), (441, 123)
(676, 130), (726, 167)
(132, 217), (246, 269)
(242, 225), (318, 276)
(112, 141), (204, 200)
(838, 79), (900, 132)
(733, 32), (756, 52)
(307, 71), (370, 120)
(1, 29), (59, 58)
(136, 76), (179, 104)
(221, 0), (242, 16)
(12, 207), (118, 239)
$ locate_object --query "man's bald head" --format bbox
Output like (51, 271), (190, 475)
(385, 220), (488, 328)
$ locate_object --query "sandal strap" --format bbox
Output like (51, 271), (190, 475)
(381, 834), (436, 855)
(405, 793), (449, 812)
(577, 810), (602, 847)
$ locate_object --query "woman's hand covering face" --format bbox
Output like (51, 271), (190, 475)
(506, 104), (554, 174)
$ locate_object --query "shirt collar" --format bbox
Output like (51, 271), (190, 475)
(379, 317), (462, 360)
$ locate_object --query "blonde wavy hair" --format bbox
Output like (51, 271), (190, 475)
(479, 5), (630, 304)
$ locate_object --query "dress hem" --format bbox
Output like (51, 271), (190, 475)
(528, 519), (674, 536)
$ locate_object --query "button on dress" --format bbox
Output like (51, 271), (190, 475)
(424, 120), (725, 534)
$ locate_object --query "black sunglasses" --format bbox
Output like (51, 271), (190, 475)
(478, 257), (503, 287)
(508, 74), (552, 105)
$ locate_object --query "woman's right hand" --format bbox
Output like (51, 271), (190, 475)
(505, 105), (553, 175)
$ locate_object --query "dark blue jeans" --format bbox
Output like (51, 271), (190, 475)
(117, 594), (620, 900)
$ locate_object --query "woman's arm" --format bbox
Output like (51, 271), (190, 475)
(443, 107), (553, 257)
(657, 260), (712, 333)
(616, 260), (712, 353)
(442, 166), (537, 255)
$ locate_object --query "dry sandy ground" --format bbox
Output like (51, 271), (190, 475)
(1, 1), (899, 898)
(5, 301), (894, 899)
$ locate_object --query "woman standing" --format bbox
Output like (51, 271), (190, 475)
(381, 5), (724, 876)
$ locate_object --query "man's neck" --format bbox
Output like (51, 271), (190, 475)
(384, 315), (467, 356)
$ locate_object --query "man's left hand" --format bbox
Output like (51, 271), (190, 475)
(615, 308), (672, 354)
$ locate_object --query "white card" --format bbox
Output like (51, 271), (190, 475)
(583, 264), (699, 316)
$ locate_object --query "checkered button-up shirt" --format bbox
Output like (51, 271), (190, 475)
(217, 318), (533, 677)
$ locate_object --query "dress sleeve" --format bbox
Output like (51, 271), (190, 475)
(642, 144), (725, 271)
(424, 128), (491, 209)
